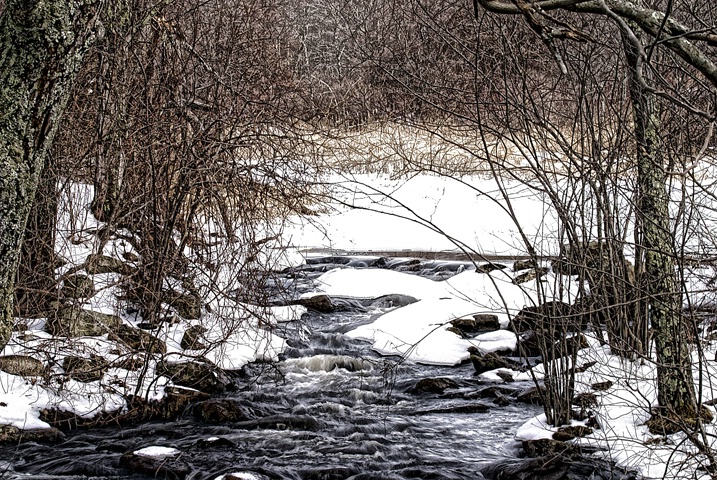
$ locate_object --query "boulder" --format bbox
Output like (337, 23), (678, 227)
(164, 289), (202, 319)
(0, 355), (45, 377)
(61, 274), (95, 299)
(591, 380), (613, 392)
(120, 387), (210, 423)
(119, 447), (189, 480)
(297, 294), (335, 313)
(0, 425), (64, 444)
(553, 425), (593, 441)
(473, 314), (501, 331)
(63, 355), (108, 382)
(181, 325), (207, 350)
(84, 254), (135, 276)
(522, 438), (581, 458)
(111, 354), (146, 371)
(513, 259), (538, 272)
(468, 347), (517, 375)
(412, 377), (459, 394)
(510, 301), (579, 334)
(517, 385), (546, 405)
(46, 306), (123, 337)
(110, 324), (167, 354)
(192, 399), (252, 423)
(157, 360), (232, 394)
(572, 392), (598, 409)
(449, 315), (500, 337)
(512, 267), (549, 285)
(475, 262), (508, 274)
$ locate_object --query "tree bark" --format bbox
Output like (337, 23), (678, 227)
(623, 29), (696, 414)
(0, 1), (102, 349)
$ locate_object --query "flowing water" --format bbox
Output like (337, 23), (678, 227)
(0, 257), (543, 480)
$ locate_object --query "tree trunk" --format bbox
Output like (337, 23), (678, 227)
(0, 1), (102, 349)
(14, 153), (58, 317)
(623, 31), (696, 414)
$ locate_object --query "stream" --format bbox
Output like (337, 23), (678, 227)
(0, 256), (546, 479)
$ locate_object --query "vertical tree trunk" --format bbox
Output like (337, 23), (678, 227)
(623, 32), (696, 414)
(14, 153), (58, 317)
(0, 1), (102, 349)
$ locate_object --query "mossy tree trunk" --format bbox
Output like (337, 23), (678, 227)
(623, 32), (696, 415)
(0, 0), (102, 349)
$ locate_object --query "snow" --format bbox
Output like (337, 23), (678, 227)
(133, 446), (181, 458)
(308, 266), (578, 365)
(285, 173), (558, 256)
(213, 473), (264, 480)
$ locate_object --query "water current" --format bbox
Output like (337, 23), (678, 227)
(0, 256), (543, 480)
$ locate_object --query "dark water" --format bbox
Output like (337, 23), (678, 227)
(0, 257), (541, 480)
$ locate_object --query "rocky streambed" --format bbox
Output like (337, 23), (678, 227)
(0, 255), (636, 479)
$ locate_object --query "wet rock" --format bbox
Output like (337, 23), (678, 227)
(512, 267), (549, 285)
(496, 371), (515, 383)
(0, 355), (45, 377)
(412, 377), (459, 394)
(297, 294), (335, 313)
(517, 385), (545, 405)
(483, 455), (638, 480)
(468, 347), (517, 374)
(119, 447), (190, 480)
(475, 262), (507, 274)
(475, 385), (518, 399)
(237, 414), (325, 431)
(46, 306), (123, 337)
(193, 399), (252, 423)
(513, 259), (538, 272)
(61, 274), (95, 299)
(84, 254), (135, 276)
(194, 436), (236, 449)
(63, 354), (108, 382)
(181, 325), (207, 350)
(412, 402), (491, 415)
(369, 294), (418, 309)
(110, 324), (167, 354)
(157, 360), (232, 394)
(0, 425), (64, 444)
(121, 387), (211, 423)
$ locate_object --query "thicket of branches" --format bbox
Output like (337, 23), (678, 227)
(6, 2), (717, 471)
